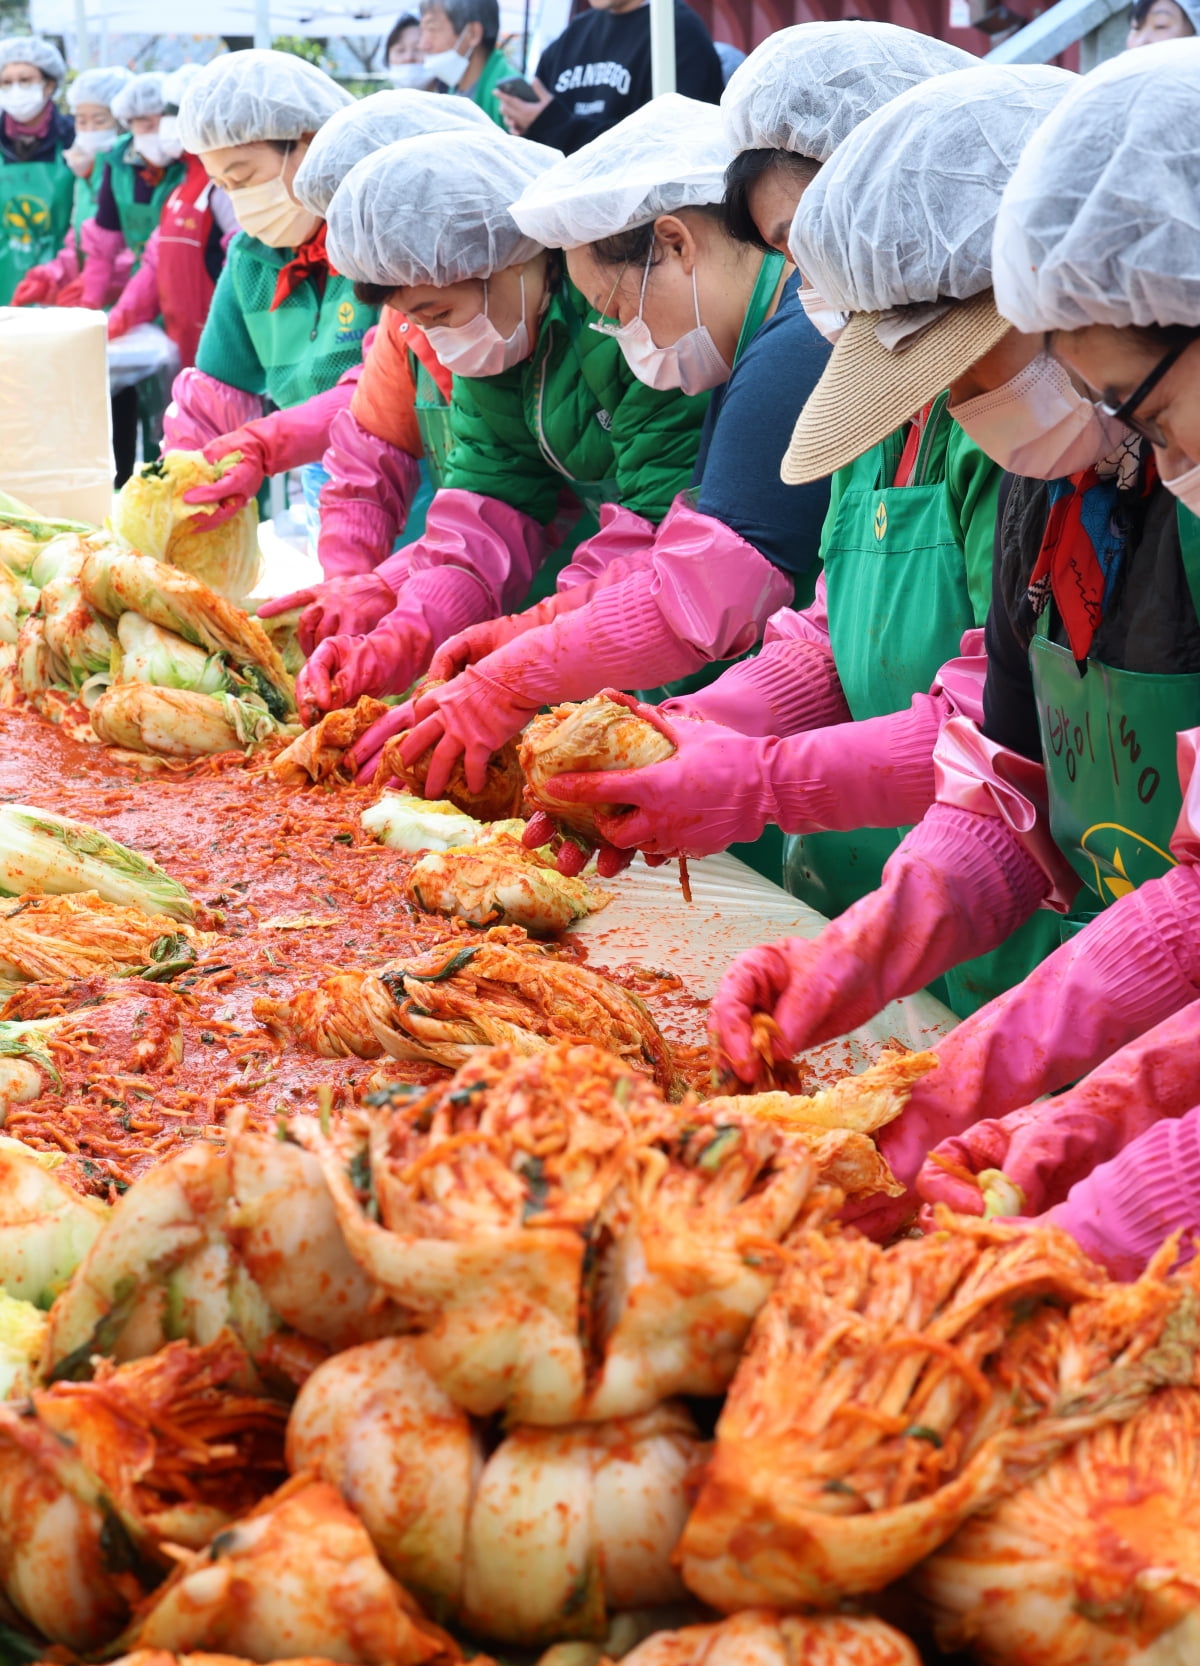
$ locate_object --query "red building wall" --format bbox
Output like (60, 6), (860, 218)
(690, 0), (995, 59)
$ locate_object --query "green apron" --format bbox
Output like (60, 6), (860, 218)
(0, 147), (75, 304)
(107, 135), (182, 266)
(1030, 502), (1200, 930)
(783, 398), (1064, 1015)
(70, 167), (100, 257)
(242, 276), (374, 409)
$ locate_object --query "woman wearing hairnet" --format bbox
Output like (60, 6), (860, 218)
(57, 73), (186, 313)
(353, 95), (827, 812)
(531, 25), (998, 901)
(714, 52), (1200, 1242)
(860, 42), (1200, 1264)
(290, 124), (712, 727)
(206, 89), (489, 566)
(10, 64), (132, 307)
(160, 51), (376, 543)
(0, 38), (75, 305)
(1126, 0), (1199, 46)
(104, 66), (237, 373)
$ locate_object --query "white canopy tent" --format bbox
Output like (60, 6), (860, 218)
(31, 0), (671, 87)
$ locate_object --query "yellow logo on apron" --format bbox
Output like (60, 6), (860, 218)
(1080, 821), (1177, 903)
(337, 300), (355, 328)
(4, 195), (50, 245)
(873, 500), (888, 541)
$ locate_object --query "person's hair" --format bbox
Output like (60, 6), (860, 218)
(355, 280), (397, 305)
(418, 0), (500, 51)
(1126, 321), (1200, 352)
(385, 12), (420, 53)
(722, 148), (820, 250)
(589, 203), (725, 269)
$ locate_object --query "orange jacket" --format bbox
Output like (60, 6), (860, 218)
(350, 306), (453, 458)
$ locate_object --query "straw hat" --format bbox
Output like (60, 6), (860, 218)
(781, 291), (1010, 486)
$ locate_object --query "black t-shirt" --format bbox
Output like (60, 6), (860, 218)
(982, 465), (1200, 760)
(528, 0), (723, 153)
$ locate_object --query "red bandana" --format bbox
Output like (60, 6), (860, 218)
(270, 221), (329, 312)
(1026, 450), (1157, 662)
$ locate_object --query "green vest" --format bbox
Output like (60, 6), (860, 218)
(1031, 501), (1200, 926)
(107, 134), (183, 266)
(70, 167), (100, 255)
(0, 144), (76, 304)
(784, 398), (1064, 1018)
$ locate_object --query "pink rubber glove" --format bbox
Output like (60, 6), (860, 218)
(107, 227), (161, 339)
(78, 220), (128, 311)
(295, 565), (493, 724)
(317, 405), (422, 580)
(12, 254), (70, 305)
(554, 500), (658, 587)
(917, 999), (1200, 1219)
(1039, 1102), (1200, 1279)
(548, 692), (948, 858)
(163, 368), (263, 454)
(258, 571), (402, 656)
(183, 382), (356, 529)
(710, 800), (1050, 1085)
(399, 502), (792, 798)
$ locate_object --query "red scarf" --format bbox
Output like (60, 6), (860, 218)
(1026, 450), (1157, 662)
(270, 221), (329, 311)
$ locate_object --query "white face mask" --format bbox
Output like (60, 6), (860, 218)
(423, 36), (472, 88)
(1161, 458), (1200, 517)
(134, 124), (183, 169)
(950, 351), (1130, 480)
(0, 83), (49, 123)
(74, 126), (119, 156)
(425, 272), (530, 377)
(798, 282), (847, 346)
(388, 63), (430, 87)
(593, 249), (730, 396)
(229, 168), (320, 249)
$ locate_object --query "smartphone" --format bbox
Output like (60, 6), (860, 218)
(496, 74), (539, 100)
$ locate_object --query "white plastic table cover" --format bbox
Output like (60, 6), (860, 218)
(571, 848), (955, 1078)
(107, 321), (180, 395)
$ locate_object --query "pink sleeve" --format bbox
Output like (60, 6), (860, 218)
(933, 714), (1081, 911)
(107, 233), (162, 337)
(79, 220), (128, 311)
(162, 367), (264, 454)
(1170, 726), (1200, 860)
(41, 235), (81, 291)
(404, 488), (554, 616)
(1043, 1099), (1200, 1279)
(318, 405), (422, 580)
(555, 500), (660, 590)
(764, 571), (831, 650)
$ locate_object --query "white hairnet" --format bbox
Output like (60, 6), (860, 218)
(292, 87), (492, 217)
(67, 65), (133, 111)
(510, 93), (731, 249)
(161, 62), (202, 113)
(1180, 0), (1200, 27)
(177, 49), (352, 153)
(111, 71), (166, 125)
(721, 21), (975, 162)
(326, 128), (562, 287)
(792, 63), (1075, 314)
(0, 36), (65, 81)
(993, 41), (1200, 332)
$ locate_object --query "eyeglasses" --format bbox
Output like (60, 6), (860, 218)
(1097, 327), (1200, 447)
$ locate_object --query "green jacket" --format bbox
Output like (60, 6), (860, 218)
(444, 273), (710, 525)
(468, 48), (515, 126)
(195, 231), (378, 411)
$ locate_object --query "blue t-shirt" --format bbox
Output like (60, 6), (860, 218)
(693, 268), (831, 581)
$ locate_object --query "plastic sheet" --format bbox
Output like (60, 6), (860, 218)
(106, 321), (180, 395)
(572, 849), (955, 1076)
(0, 305), (113, 524)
